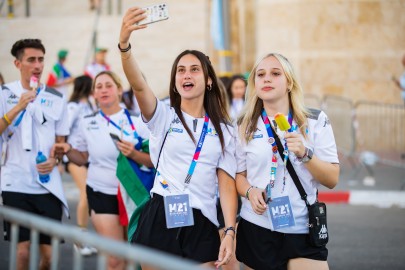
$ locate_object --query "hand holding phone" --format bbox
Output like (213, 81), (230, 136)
(109, 133), (121, 149)
(137, 3), (169, 26)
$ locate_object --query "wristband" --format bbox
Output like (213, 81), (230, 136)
(3, 113), (11, 125)
(224, 226), (236, 235)
(118, 43), (131, 52)
(245, 186), (254, 200)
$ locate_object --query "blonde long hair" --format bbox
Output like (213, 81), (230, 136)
(238, 53), (309, 143)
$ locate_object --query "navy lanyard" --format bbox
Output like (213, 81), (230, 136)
(184, 114), (210, 186)
(100, 109), (139, 139)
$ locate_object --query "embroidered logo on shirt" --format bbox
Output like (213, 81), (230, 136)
(40, 98), (53, 108)
(206, 127), (218, 137)
(170, 127), (183, 133)
(87, 120), (99, 130)
(7, 94), (18, 104)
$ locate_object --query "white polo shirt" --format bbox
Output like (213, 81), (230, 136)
(0, 81), (69, 194)
(67, 101), (95, 146)
(236, 109), (339, 234)
(146, 100), (237, 227)
(73, 109), (150, 195)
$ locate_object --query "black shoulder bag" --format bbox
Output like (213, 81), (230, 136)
(272, 126), (329, 247)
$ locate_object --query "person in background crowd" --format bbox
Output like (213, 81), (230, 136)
(226, 74), (247, 120)
(66, 75), (97, 256)
(119, 7), (238, 269)
(85, 47), (110, 79)
(1, 38), (69, 270)
(235, 53), (339, 270)
(52, 71), (152, 270)
(121, 89), (140, 116)
(392, 53), (405, 106)
(46, 49), (74, 97)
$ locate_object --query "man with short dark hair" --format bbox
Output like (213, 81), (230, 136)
(0, 38), (69, 270)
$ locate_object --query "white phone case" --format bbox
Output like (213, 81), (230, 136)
(137, 3), (169, 25)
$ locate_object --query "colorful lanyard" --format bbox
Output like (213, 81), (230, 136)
(100, 109), (139, 139)
(261, 109), (293, 199)
(184, 114), (210, 187)
(14, 86), (41, 127)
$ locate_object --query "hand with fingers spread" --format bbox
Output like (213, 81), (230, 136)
(284, 132), (306, 158)
(247, 187), (267, 215)
(119, 7), (148, 46)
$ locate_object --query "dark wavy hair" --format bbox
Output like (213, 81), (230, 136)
(69, 75), (93, 103)
(168, 50), (230, 150)
(11, 39), (45, 60)
(226, 74), (247, 105)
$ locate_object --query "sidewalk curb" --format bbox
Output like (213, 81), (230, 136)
(319, 190), (405, 207)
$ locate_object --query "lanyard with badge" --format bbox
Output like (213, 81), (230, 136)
(160, 114), (210, 229)
(1, 86), (41, 166)
(261, 108), (295, 230)
(100, 109), (141, 143)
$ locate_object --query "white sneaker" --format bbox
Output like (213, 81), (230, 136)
(74, 244), (93, 256)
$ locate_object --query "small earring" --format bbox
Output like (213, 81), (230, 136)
(207, 84), (212, 91)
(173, 87), (178, 93)
(287, 88), (291, 93)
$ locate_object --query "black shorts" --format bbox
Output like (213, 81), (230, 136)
(216, 195), (242, 229)
(131, 194), (220, 263)
(236, 218), (328, 270)
(2, 192), (63, 244)
(86, 185), (118, 215)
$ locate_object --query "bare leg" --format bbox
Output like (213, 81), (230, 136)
(288, 258), (329, 270)
(68, 163), (89, 228)
(91, 212), (126, 270)
(39, 244), (52, 270)
(17, 241), (30, 270)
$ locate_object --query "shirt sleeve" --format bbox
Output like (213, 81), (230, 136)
(235, 125), (247, 173)
(312, 111), (339, 164)
(217, 124), (237, 180)
(72, 116), (88, 152)
(55, 99), (70, 136)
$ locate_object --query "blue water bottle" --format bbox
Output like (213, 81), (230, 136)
(36, 151), (50, 183)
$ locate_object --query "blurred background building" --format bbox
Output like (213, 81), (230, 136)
(0, 0), (404, 103)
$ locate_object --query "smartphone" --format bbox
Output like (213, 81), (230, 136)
(109, 133), (121, 149)
(137, 3), (169, 25)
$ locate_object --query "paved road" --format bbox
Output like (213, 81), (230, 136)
(1, 161), (405, 269)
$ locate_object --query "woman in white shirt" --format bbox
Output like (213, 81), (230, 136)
(235, 53), (339, 270)
(54, 71), (152, 270)
(226, 74), (247, 121)
(119, 7), (238, 269)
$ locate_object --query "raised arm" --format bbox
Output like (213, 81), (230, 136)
(119, 7), (157, 121)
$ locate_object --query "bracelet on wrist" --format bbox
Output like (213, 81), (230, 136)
(224, 226), (236, 235)
(118, 43), (131, 52)
(3, 113), (11, 125)
(245, 186), (254, 200)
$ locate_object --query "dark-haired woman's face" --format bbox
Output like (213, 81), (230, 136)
(231, 78), (246, 100)
(175, 54), (210, 101)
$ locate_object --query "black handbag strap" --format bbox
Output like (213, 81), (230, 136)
(270, 124), (310, 206)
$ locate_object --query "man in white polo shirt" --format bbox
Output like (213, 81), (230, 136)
(0, 39), (69, 270)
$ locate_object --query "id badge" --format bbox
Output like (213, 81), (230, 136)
(163, 193), (194, 229)
(1, 141), (8, 166)
(267, 196), (295, 230)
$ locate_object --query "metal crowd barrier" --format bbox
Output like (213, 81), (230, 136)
(322, 95), (357, 160)
(0, 206), (206, 270)
(355, 101), (405, 168)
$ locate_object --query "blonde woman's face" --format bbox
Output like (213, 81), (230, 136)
(254, 56), (288, 103)
(93, 74), (121, 108)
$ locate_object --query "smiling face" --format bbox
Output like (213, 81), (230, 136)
(175, 54), (211, 101)
(15, 48), (45, 89)
(93, 73), (122, 109)
(254, 55), (289, 104)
